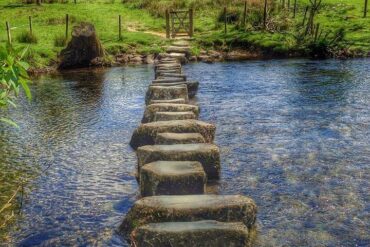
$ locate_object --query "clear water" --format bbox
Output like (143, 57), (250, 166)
(0, 59), (369, 246)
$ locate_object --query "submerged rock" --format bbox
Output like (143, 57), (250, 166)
(136, 143), (220, 179)
(140, 161), (206, 196)
(130, 120), (215, 149)
(131, 220), (251, 247)
(145, 85), (189, 105)
(141, 104), (199, 123)
(155, 132), (205, 145)
(120, 195), (257, 240)
(154, 111), (196, 121)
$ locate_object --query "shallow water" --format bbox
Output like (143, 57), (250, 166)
(0, 59), (369, 246)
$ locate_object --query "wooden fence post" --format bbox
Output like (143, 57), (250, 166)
(165, 9), (170, 39)
(119, 15), (122, 40)
(6, 21), (11, 44)
(263, 0), (268, 29)
(29, 16), (33, 34)
(189, 8), (194, 37)
(364, 0), (368, 17)
(65, 14), (69, 40)
(243, 0), (247, 27)
(224, 7), (227, 34)
(293, 0), (297, 18)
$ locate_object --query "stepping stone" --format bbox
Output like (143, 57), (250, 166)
(145, 85), (189, 105)
(154, 111), (196, 121)
(155, 64), (181, 70)
(157, 73), (187, 81)
(119, 194), (258, 239)
(141, 104), (199, 123)
(155, 132), (205, 145)
(152, 78), (185, 83)
(136, 143), (220, 179)
(168, 52), (186, 58)
(155, 69), (181, 76)
(131, 220), (251, 247)
(166, 46), (191, 54)
(130, 120), (214, 149)
(151, 81), (198, 98)
(172, 40), (190, 47)
(140, 161), (206, 196)
(149, 98), (186, 105)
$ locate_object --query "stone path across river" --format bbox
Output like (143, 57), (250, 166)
(119, 39), (258, 246)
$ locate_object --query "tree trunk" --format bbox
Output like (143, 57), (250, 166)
(59, 22), (105, 70)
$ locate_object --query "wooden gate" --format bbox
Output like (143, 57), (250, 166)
(166, 9), (194, 39)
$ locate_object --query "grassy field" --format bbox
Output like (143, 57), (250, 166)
(0, 0), (369, 66)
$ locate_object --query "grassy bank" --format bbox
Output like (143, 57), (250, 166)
(0, 0), (369, 68)
(0, 0), (167, 69)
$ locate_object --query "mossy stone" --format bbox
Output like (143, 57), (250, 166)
(155, 132), (205, 145)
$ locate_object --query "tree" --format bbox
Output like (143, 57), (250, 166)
(0, 45), (31, 127)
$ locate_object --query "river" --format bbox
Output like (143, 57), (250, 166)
(0, 59), (369, 246)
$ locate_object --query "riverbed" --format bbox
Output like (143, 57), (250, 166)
(1, 59), (369, 246)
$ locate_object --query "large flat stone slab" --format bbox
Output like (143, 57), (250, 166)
(120, 195), (257, 239)
(151, 81), (199, 97)
(149, 98), (186, 105)
(166, 46), (191, 54)
(130, 120), (214, 149)
(136, 143), (220, 179)
(132, 220), (251, 247)
(140, 161), (206, 197)
(157, 73), (187, 81)
(155, 132), (205, 145)
(154, 111), (196, 121)
(141, 104), (199, 123)
(152, 78), (185, 83)
(145, 85), (189, 105)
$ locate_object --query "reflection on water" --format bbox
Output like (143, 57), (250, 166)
(0, 60), (369, 246)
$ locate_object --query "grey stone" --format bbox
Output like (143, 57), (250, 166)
(132, 220), (251, 247)
(155, 132), (205, 145)
(140, 161), (206, 196)
(151, 81), (198, 97)
(130, 120), (214, 149)
(145, 85), (189, 105)
(136, 143), (220, 179)
(141, 104), (199, 123)
(149, 98), (187, 105)
(154, 111), (196, 121)
(120, 195), (257, 240)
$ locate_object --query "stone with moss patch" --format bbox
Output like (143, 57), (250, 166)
(130, 120), (214, 149)
(136, 143), (220, 179)
(140, 161), (206, 197)
(155, 132), (205, 145)
(149, 98), (186, 105)
(131, 220), (251, 247)
(154, 111), (196, 122)
(120, 195), (257, 240)
(145, 85), (189, 105)
(141, 104), (199, 123)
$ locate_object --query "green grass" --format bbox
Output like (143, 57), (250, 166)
(0, 0), (369, 68)
(0, 0), (167, 68)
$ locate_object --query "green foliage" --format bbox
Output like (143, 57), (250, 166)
(17, 31), (38, 44)
(54, 34), (67, 47)
(0, 44), (31, 126)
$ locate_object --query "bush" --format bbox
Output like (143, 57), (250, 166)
(54, 34), (67, 47)
(17, 31), (38, 44)
(217, 7), (241, 24)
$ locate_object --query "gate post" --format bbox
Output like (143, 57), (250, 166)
(165, 9), (170, 39)
(189, 8), (194, 37)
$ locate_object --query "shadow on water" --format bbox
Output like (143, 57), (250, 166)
(0, 60), (369, 246)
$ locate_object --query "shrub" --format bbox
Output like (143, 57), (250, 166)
(17, 31), (38, 44)
(54, 34), (67, 47)
(217, 7), (241, 24)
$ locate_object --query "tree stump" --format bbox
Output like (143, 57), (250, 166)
(59, 22), (105, 70)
